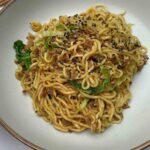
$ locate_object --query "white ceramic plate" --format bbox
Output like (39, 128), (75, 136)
(0, 0), (150, 150)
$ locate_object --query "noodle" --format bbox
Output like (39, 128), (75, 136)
(14, 5), (148, 133)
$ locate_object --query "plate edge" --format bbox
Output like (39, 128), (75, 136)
(0, 117), (45, 150)
(0, 0), (15, 14)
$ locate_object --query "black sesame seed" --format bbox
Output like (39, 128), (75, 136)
(48, 94), (52, 99)
(119, 48), (123, 51)
(112, 41), (116, 48)
(64, 32), (70, 38)
(64, 32), (67, 36)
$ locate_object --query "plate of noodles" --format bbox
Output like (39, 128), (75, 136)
(0, 0), (150, 150)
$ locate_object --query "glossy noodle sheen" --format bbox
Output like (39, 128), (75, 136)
(14, 5), (148, 133)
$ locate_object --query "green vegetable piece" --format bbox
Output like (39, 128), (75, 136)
(68, 79), (108, 95)
(85, 79), (109, 95)
(100, 65), (110, 79)
(116, 75), (127, 86)
(44, 36), (60, 49)
(68, 24), (77, 31)
(13, 40), (31, 70)
(44, 42), (49, 49)
(69, 66), (111, 95)
(68, 80), (82, 90)
(13, 40), (25, 54)
(56, 24), (66, 31)
(50, 43), (60, 49)
(111, 75), (127, 90)
(80, 98), (89, 110)
(44, 36), (52, 49)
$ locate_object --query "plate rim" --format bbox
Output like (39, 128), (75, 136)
(0, 117), (44, 150)
(0, 1), (149, 150)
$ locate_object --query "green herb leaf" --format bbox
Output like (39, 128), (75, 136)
(13, 40), (31, 70)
